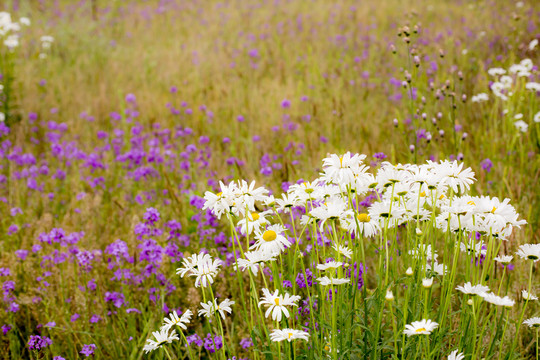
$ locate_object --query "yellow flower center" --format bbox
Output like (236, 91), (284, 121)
(420, 191), (426, 197)
(467, 200), (475, 206)
(274, 298), (280, 305)
(491, 207), (496, 213)
(288, 332), (293, 339)
(217, 192), (223, 197)
(439, 194), (445, 200)
(324, 344), (330, 351)
(339, 156), (344, 167)
(263, 230), (277, 242)
(251, 212), (260, 221)
(415, 328), (427, 333)
(357, 213), (370, 222)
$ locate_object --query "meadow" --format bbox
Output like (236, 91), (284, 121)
(0, 0), (539, 359)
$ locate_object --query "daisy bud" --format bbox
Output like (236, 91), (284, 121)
(409, 145), (415, 153)
(422, 277), (433, 288)
(467, 299), (474, 306)
(416, 228), (422, 235)
(413, 56), (420, 67)
(462, 133), (468, 141)
(439, 129), (445, 137)
(421, 113), (427, 120)
(439, 49), (445, 58)
(393, 119), (399, 127)
(402, 81), (408, 88)
(406, 267), (413, 276)
(385, 290), (394, 301)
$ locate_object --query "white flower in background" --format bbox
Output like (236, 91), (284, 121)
(316, 261), (344, 271)
(494, 255), (513, 264)
(40, 35), (54, 49)
(514, 120), (528, 133)
(202, 181), (236, 219)
(471, 93), (489, 102)
(332, 243), (352, 259)
(456, 282), (490, 296)
(522, 290), (538, 301)
(178, 254), (222, 288)
(198, 298), (235, 319)
(523, 317), (540, 328)
(526, 82), (540, 92)
(534, 111), (540, 123)
(375, 163), (410, 190)
(438, 160), (475, 193)
(270, 328), (310, 342)
(259, 288), (300, 322)
(422, 277), (434, 288)
(234, 249), (276, 276)
(403, 319), (439, 336)
(0, 112), (4, 122)
(516, 244), (540, 262)
(309, 197), (351, 231)
(237, 210), (272, 235)
(529, 39), (539, 51)
(409, 244), (438, 262)
(176, 253), (213, 278)
(460, 240), (486, 258)
(448, 350), (465, 360)
(480, 292), (515, 307)
(251, 224), (291, 255)
(321, 152), (367, 185)
(427, 262), (447, 276)
(143, 328), (179, 353)
(234, 180), (269, 215)
(488, 68), (506, 76)
(344, 211), (381, 237)
(19, 17), (30, 26)
(161, 309), (193, 332)
(368, 199), (405, 227)
(317, 276), (350, 286)
(275, 193), (301, 213)
(288, 179), (324, 202)
(4, 34), (19, 49)
(385, 289), (394, 301)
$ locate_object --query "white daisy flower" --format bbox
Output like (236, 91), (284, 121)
(317, 276), (350, 286)
(522, 290), (538, 301)
(456, 282), (490, 296)
(480, 292), (515, 307)
(198, 298), (235, 320)
(403, 319), (439, 336)
(448, 349), (465, 360)
(332, 243), (352, 259)
(270, 328), (310, 342)
(316, 261), (344, 271)
(494, 255), (513, 264)
(190, 257), (223, 288)
(234, 249), (276, 276)
(523, 317), (540, 328)
(516, 244), (540, 262)
(251, 224), (291, 255)
(258, 288), (301, 322)
(161, 309), (193, 332)
(143, 328), (179, 353)
(237, 210), (272, 235)
(321, 152), (367, 185)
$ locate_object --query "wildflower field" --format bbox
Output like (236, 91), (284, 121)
(0, 0), (539, 359)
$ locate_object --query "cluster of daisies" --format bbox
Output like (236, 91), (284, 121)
(471, 57), (540, 132)
(0, 12), (30, 49)
(142, 152), (538, 357)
